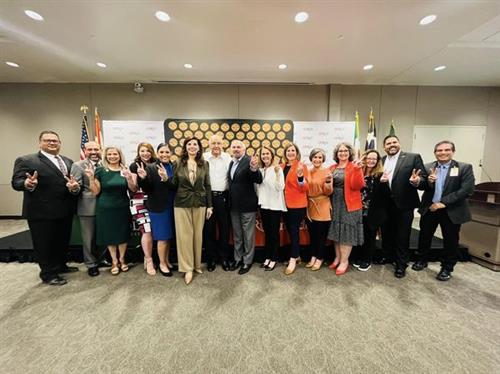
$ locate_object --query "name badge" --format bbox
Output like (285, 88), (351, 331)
(449, 167), (459, 177)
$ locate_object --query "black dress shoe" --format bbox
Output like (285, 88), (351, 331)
(229, 261), (240, 271)
(436, 268), (452, 281)
(88, 266), (100, 277)
(222, 261), (230, 271)
(238, 264), (252, 275)
(394, 267), (406, 278)
(159, 267), (173, 277)
(98, 259), (112, 267)
(207, 262), (216, 272)
(43, 276), (67, 286)
(59, 265), (79, 273)
(412, 261), (428, 271)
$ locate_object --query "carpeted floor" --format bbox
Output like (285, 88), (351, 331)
(0, 261), (499, 374)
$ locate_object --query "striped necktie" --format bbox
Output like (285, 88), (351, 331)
(55, 155), (68, 176)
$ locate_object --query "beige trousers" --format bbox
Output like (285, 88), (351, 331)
(174, 207), (206, 273)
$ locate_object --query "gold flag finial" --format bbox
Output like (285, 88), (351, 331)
(80, 105), (89, 114)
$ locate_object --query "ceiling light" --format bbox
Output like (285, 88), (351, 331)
(24, 10), (44, 21)
(337, 34), (344, 40)
(6, 61), (20, 68)
(184, 63), (193, 69)
(155, 11), (170, 22)
(434, 65), (446, 71)
(278, 64), (287, 70)
(419, 15), (437, 26)
(363, 64), (374, 71)
(96, 62), (107, 68)
(294, 12), (309, 23)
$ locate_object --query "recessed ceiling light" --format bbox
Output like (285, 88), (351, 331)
(184, 63), (193, 69)
(155, 11), (170, 22)
(419, 14), (437, 26)
(96, 62), (107, 68)
(434, 65), (446, 71)
(363, 64), (374, 71)
(6, 61), (20, 68)
(278, 64), (288, 70)
(337, 34), (344, 40)
(294, 12), (309, 23)
(24, 10), (44, 21)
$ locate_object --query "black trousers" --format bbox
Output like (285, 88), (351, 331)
(203, 192), (231, 263)
(28, 216), (73, 282)
(260, 209), (282, 261)
(359, 216), (378, 263)
(306, 219), (330, 260)
(381, 200), (414, 268)
(418, 209), (461, 271)
(285, 208), (306, 258)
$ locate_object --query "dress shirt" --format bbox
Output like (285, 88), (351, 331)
(203, 151), (231, 192)
(230, 155), (244, 180)
(41, 150), (67, 174)
(384, 150), (401, 187)
(432, 161), (451, 203)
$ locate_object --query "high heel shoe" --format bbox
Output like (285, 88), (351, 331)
(311, 260), (323, 271)
(306, 257), (316, 268)
(335, 264), (349, 276)
(158, 264), (172, 277)
(265, 261), (277, 271)
(194, 268), (203, 274)
(284, 259), (296, 275)
(184, 271), (193, 285)
(328, 261), (339, 270)
(144, 257), (156, 276)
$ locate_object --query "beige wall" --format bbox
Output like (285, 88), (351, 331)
(1, 83), (499, 215)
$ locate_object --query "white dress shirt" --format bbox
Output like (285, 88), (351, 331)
(384, 150), (401, 187)
(257, 167), (287, 212)
(41, 150), (66, 173)
(203, 151), (231, 192)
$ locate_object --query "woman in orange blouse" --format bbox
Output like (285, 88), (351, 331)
(306, 148), (333, 271)
(282, 143), (309, 275)
(327, 142), (365, 275)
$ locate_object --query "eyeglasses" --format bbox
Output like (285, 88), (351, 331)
(338, 150), (350, 153)
(41, 139), (60, 144)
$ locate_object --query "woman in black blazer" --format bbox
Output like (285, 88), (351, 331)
(354, 150), (391, 271)
(137, 143), (175, 277)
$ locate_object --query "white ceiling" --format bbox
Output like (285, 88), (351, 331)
(1, 0), (500, 86)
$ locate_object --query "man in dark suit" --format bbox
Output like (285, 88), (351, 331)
(11, 130), (80, 285)
(227, 140), (263, 275)
(70, 141), (102, 277)
(380, 135), (426, 278)
(412, 140), (475, 281)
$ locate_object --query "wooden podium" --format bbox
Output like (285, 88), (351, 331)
(461, 182), (500, 271)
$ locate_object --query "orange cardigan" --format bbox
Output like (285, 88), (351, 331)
(329, 162), (365, 212)
(282, 160), (309, 209)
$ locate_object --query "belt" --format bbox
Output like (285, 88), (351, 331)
(212, 191), (227, 196)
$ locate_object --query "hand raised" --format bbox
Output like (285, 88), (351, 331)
(380, 170), (390, 183)
(409, 168), (421, 185)
(157, 163), (168, 181)
(325, 172), (333, 184)
(250, 155), (259, 169)
(352, 160), (363, 169)
(136, 162), (147, 179)
(296, 163), (304, 178)
(428, 167), (437, 184)
(24, 171), (38, 189)
(122, 168), (133, 180)
(84, 163), (95, 179)
(273, 158), (280, 173)
(65, 175), (79, 191)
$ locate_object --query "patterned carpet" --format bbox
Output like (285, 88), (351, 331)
(0, 261), (499, 374)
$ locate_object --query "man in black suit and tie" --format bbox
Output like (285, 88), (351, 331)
(227, 140), (263, 274)
(11, 130), (80, 285)
(412, 141), (475, 281)
(380, 135), (426, 278)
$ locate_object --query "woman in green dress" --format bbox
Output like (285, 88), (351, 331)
(87, 146), (137, 275)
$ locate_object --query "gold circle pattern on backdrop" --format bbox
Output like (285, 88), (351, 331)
(164, 119), (294, 160)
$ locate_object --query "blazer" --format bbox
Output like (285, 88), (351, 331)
(282, 160), (309, 209)
(11, 151), (77, 220)
(227, 155), (263, 212)
(171, 160), (212, 209)
(330, 162), (364, 212)
(71, 159), (100, 216)
(138, 161), (175, 213)
(364, 174), (391, 229)
(418, 160), (475, 224)
(382, 151), (426, 210)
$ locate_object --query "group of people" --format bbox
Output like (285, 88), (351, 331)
(11, 129), (475, 286)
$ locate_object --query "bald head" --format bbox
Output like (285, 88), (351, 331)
(230, 140), (246, 159)
(84, 141), (101, 162)
(209, 134), (223, 156)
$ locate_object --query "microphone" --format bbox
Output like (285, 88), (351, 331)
(479, 161), (493, 182)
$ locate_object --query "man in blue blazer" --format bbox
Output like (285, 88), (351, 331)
(413, 140), (475, 281)
(11, 130), (80, 285)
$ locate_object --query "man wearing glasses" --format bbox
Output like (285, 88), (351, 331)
(12, 130), (80, 285)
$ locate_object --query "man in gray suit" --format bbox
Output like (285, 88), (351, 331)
(412, 140), (475, 281)
(70, 141), (102, 277)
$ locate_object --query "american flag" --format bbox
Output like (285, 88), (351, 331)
(80, 114), (90, 160)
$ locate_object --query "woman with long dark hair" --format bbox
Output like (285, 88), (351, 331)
(171, 137), (212, 285)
